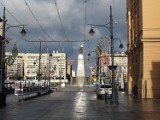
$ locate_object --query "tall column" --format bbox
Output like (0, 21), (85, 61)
(77, 44), (85, 87)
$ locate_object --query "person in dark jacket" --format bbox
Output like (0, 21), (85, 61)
(132, 85), (138, 98)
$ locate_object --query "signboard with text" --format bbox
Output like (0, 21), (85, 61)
(14, 81), (23, 96)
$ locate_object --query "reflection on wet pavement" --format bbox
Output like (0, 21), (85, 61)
(0, 86), (160, 120)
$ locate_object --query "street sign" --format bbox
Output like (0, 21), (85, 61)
(93, 77), (97, 82)
(100, 52), (109, 67)
(5, 56), (14, 66)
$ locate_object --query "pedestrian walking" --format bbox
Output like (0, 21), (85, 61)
(132, 85), (138, 98)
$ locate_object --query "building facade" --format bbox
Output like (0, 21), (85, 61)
(106, 52), (127, 89)
(127, 0), (160, 98)
(113, 52), (128, 90)
(5, 51), (68, 85)
(89, 51), (128, 88)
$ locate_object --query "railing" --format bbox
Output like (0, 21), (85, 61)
(14, 80), (50, 96)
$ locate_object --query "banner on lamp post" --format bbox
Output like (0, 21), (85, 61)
(100, 52), (109, 67)
(0, 22), (3, 36)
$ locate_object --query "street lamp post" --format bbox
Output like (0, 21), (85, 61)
(88, 6), (119, 105)
(38, 41), (42, 82)
(48, 53), (52, 92)
(110, 6), (117, 105)
(26, 40), (43, 82)
(88, 51), (99, 81)
(0, 7), (27, 108)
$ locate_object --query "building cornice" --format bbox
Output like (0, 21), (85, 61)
(141, 38), (160, 42)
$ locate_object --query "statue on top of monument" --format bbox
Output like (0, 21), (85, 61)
(79, 44), (83, 54)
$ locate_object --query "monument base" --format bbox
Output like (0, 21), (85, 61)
(77, 76), (85, 87)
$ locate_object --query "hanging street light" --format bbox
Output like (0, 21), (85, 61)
(20, 27), (27, 36)
(88, 28), (95, 36)
(0, 7), (27, 108)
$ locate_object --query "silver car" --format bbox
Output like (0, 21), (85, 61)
(96, 84), (112, 99)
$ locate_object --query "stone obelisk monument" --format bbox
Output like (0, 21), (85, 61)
(77, 44), (85, 87)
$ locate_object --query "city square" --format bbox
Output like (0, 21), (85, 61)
(1, 0), (160, 120)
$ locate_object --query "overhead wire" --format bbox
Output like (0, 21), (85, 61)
(21, 4), (51, 53)
(7, 30), (39, 52)
(0, 1), (22, 24)
(83, 0), (90, 67)
(0, 1), (38, 53)
(0, 0), (87, 64)
(53, 0), (74, 59)
(0, 1), (44, 53)
(0, 0), (83, 71)
(23, 0), (55, 42)
(23, 0), (53, 52)
(53, 0), (69, 53)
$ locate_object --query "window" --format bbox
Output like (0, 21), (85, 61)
(28, 56), (35, 59)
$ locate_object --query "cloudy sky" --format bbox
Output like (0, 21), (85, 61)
(0, 0), (127, 75)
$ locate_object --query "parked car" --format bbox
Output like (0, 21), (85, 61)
(96, 84), (112, 99)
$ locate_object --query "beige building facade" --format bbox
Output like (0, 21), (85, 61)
(89, 52), (127, 88)
(127, 0), (160, 98)
(5, 51), (67, 83)
(108, 52), (128, 89)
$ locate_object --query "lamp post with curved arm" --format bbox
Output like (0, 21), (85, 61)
(88, 6), (121, 105)
(0, 7), (27, 108)
(88, 51), (99, 83)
